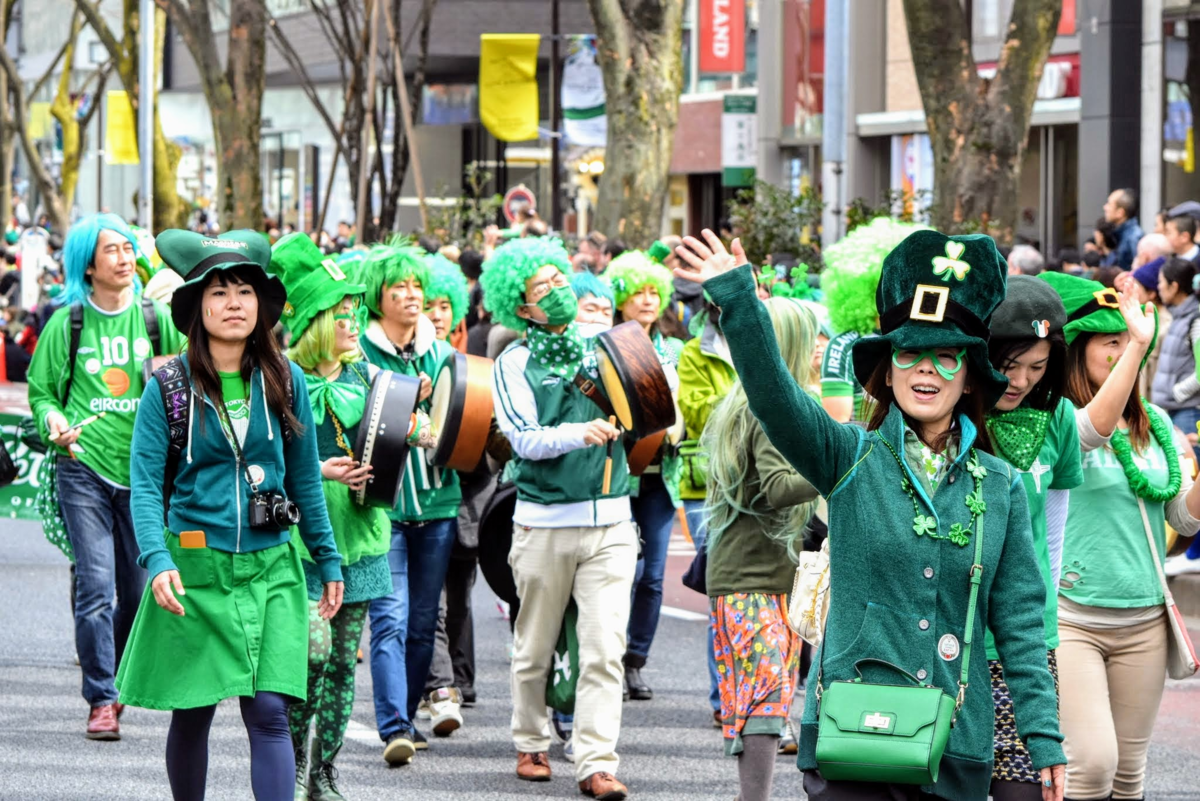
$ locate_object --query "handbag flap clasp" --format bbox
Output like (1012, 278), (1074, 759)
(860, 711), (896, 734)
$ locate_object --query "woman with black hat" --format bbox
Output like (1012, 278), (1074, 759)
(983, 276), (1083, 801)
(115, 230), (344, 801)
(674, 229), (1066, 801)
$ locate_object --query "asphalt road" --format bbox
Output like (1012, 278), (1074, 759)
(3, 520), (1200, 800)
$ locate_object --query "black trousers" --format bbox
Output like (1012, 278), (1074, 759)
(801, 771), (943, 801)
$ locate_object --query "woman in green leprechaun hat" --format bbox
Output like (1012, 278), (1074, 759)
(1040, 271), (1200, 801)
(116, 229), (344, 801)
(272, 232), (433, 797)
(674, 228), (1066, 801)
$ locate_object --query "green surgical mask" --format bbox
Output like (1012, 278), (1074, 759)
(891, 347), (967, 381)
(527, 285), (578, 327)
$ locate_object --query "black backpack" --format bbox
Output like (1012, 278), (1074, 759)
(61, 297), (163, 406)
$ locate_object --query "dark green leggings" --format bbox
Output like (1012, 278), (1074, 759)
(288, 600), (368, 762)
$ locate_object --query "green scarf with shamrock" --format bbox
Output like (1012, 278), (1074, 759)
(525, 323), (587, 378)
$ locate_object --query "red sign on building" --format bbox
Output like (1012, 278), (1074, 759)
(698, 0), (745, 74)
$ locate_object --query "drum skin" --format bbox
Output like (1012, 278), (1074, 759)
(430, 352), (495, 472)
(594, 321), (674, 436)
(352, 370), (422, 508)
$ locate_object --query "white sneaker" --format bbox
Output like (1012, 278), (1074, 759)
(416, 697), (432, 720)
(1165, 553), (1200, 577)
(428, 687), (463, 737)
(563, 737), (575, 763)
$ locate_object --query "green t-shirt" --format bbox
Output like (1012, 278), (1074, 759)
(26, 297), (186, 487)
(820, 330), (866, 420)
(986, 398), (1083, 657)
(1062, 404), (1175, 610)
(218, 370), (250, 445)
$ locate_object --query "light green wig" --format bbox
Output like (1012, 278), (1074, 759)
(821, 217), (927, 336)
(423, 254), (470, 329)
(288, 300), (364, 371)
(479, 237), (572, 332)
(362, 240), (432, 318)
(606, 250), (675, 316)
(702, 297), (820, 561)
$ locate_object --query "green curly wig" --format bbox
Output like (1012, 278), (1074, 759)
(821, 217), (928, 336)
(423, 253), (470, 329)
(362, 241), (432, 318)
(480, 237), (572, 332)
(606, 250), (674, 317)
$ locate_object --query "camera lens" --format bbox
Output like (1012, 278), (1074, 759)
(283, 500), (301, 525)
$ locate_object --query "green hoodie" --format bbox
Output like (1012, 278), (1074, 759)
(676, 323), (736, 501)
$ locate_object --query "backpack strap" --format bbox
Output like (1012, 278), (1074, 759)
(154, 356), (192, 520)
(141, 295), (162, 356)
(62, 303), (84, 406)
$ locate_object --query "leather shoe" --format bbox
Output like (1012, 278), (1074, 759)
(516, 751), (552, 782)
(624, 666), (652, 701)
(86, 704), (120, 740)
(579, 771), (627, 799)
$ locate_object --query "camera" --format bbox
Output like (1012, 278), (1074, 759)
(248, 491), (301, 530)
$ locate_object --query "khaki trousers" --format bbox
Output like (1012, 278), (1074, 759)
(1057, 615), (1167, 800)
(509, 521), (638, 781)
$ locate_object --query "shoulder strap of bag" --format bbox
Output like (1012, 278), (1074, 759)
(573, 370), (615, 419)
(62, 303), (84, 405)
(1136, 497), (1175, 603)
(140, 295), (162, 356)
(954, 509), (987, 718)
(154, 356), (192, 520)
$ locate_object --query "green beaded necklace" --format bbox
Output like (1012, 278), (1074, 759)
(879, 436), (987, 548)
(1109, 398), (1182, 503)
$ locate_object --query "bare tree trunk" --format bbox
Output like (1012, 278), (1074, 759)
(0, 49), (68, 233)
(903, 0), (1061, 242)
(584, 0), (684, 248)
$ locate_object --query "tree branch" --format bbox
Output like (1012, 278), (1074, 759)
(74, 0), (123, 72)
(266, 14), (344, 147)
(0, 46), (66, 230)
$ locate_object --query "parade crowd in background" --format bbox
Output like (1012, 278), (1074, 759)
(3, 184), (1200, 801)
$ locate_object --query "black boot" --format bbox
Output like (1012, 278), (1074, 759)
(623, 654), (652, 701)
(308, 740), (346, 801)
(293, 740), (308, 801)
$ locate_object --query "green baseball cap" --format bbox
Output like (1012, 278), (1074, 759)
(269, 233), (366, 340)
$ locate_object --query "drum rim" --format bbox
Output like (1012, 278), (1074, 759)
(353, 370), (421, 508)
(353, 369), (393, 507)
(596, 322), (672, 436)
(430, 352), (469, 467)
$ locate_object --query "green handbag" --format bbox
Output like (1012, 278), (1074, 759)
(545, 599), (580, 714)
(814, 513), (984, 785)
(679, 439), (709, 493)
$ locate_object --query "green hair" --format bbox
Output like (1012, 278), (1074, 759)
(702, 297), (820, 561)
(569, 271), (615, 307)
(362, 241), (431, 318)
(480, 237), (571, 332)
(606, 250), (674, 316)
(423, 254), (470, 329)
(822, 217), (927, 336)
(288, 301), (364, 371)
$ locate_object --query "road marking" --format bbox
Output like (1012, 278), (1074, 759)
(345, 718), (380, 745)
(660, 605), (708, 622)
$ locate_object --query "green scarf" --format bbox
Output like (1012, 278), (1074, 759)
(304, 370), (368, 427)
(986, 407), (1051, 472)
(525, 323), (587, 378)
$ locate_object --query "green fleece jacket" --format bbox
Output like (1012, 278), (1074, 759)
(359, 316), (462, 522)
(705, 265), (1064, 800)
(676, 324), (736, 501)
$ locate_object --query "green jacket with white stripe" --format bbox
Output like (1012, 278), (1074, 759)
(360, 316), (462, 522)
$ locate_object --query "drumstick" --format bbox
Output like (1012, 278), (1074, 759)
(602, 415), (616, 495)
(50, 411), (107, 440)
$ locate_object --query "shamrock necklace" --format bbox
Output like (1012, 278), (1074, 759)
(879, 436), (987, 547)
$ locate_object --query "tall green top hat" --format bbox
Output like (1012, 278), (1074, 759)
(269, 232), (367, 340)
(851, 230), (1010, 405)
(156, 229), (284, 333)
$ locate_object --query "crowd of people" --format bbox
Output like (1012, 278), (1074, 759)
(2, 185), (1198, 801)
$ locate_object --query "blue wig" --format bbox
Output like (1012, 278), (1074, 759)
(62, 213), (141, 306)
(569, 271), (615, 307)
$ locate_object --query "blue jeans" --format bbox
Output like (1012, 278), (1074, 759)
(368, 517), (457, 739)
(626, 474), (677, 662)
(684, 498), (720, 713)
(56, 457), (146, 707)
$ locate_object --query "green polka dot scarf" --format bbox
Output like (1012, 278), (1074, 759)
(525, 323), (587, 378)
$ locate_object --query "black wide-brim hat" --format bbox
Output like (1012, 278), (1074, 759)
(850, 230), (1011, 407)
(156, 229), (287, 332)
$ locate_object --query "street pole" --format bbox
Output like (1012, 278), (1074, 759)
(137, 0), (154, 232)
(550, 0), (562, 233)
(755, 0), (783, 189)
(821, 0), (847, 247)
(96, 93), (104, 213)
(1140, 0), (1163, 234)
(356, 0), (381, 241)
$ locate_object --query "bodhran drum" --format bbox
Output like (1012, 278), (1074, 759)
(594, 322), (675, 436)
(477, 482), (519, 606)
(352, 369), (422, 508)
(429, 352), (495, 472)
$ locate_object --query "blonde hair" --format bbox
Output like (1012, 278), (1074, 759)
(288, 302), (362, 371)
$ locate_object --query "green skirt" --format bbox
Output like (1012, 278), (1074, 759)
(115, 533), (309, 711)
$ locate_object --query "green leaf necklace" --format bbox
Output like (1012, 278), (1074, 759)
(1109, 398), (1181, 503)
(879, 436), (986, 547)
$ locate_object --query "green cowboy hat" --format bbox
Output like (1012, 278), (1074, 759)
(851, 230), (1011, 406)
(269, 232), (367, 340)
(156, 229), (285, 332)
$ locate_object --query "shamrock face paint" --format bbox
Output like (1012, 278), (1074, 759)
(1083, 330), (1132, 390)
(332, 298), (360, 356)
(380, 277), (424, 326)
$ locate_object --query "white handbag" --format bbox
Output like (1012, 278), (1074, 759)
(1137, 498), (1199, 680)
(788, 537), (831, 646)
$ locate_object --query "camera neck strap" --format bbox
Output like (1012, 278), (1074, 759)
(214, 393), (261, 494)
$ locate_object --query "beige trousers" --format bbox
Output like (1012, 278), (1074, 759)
(509, 521), (638, 781)
(1057, 615), (1167, 800)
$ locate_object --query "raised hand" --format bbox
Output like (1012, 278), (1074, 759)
(1119, 289), (1156, 351)
(673, 229), (749, 285)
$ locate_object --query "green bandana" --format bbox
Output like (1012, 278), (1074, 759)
(525, 323), (586, 378)
(304, 371), (368, 427)
(986, 407), (1051, 472)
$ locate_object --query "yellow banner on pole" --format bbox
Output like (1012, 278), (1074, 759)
(105, 91), (139, 165)
(479, 34), (541, 142)
(26, 102), (52, 139)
